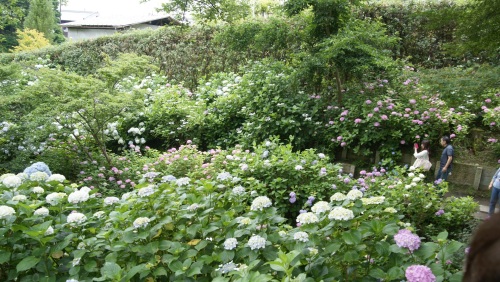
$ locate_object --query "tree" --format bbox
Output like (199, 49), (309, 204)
(0, 0), (30, 51)
(451, 0), (500, 57)
(10, 28), (50, 52)
(284, 0), (355, 39)
(159, 0), (250, 23)
(23, 0), (56, 41)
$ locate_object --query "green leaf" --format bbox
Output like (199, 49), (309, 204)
(375, 241), (391, 256)
(186, 261), (203, 277)
(369, 268), (385, 279)
(125, 264), (147, 280)
(343, 250), (359, 262)
(387, 266), (404, 280)
(268, 261), (286, 272)
(342, 230), (362, 245)
(16, 256), (40, 272)
(437, 231), (448, 241)
(220, 250), (234, 262)
(0, 251), (11, 264)
(414, 242), (438, 260)
(101, 262), (121, 279)
(382, 223), (399, 235)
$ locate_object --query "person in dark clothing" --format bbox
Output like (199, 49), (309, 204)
(435, 135), (453, 182)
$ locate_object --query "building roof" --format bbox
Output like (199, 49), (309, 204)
(61, 10), (99, 23)
(60, 13), (178, 29)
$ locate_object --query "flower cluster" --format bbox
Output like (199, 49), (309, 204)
(361, 196), (385, 205)
(46, 192), (67, 206)
(0, 205), (15, 219)
(394, 229), (421, 253)
(296, 212), (319, 225)
(47, 174), (66, 182)
(67, 212), (87, 225)
(34, 207), (49, 217)
(311, 201), (330, 214)
(328, 207), (354, 221)
(250, 196), (272, 211)
(133, 217), (150, 229)
(104, 197), (119, 206)
(405, 265), (436, 282)
(223, 238), (238, 250)
(247, 235), (266, 250)
(346, 189), (363, 200)
(293, 231), (309, 242)
(2, 175), (22, 188)
(138, 185), (155, 197)
(68, 189), (90, 204)
(330, 192), (346, 202)
(29, 171), (50, 182)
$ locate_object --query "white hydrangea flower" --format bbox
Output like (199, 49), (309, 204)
(361, 196), (385, 205)
(318, 153), (325, 159)
(80, 186), (91, 194)
(187, 203), (200, 211)
(408, 172), (415, 178)
(311, 201), (331, 214)
(247, 235), (266, 250)
(133, 217), (150, 229)
(404, 184), (412, 189)
(412, 177), (421, 183)
(216, 261), (238, 274)
(308, 247), (318, 256)
(47, 174), (66, 182)
(223, 238), (238, 250)
(419, 173), (425, 178)
(238, 217), (251, 225)
(217, 171), (232, 181)
(296, 212), (319, 225)
(121, 191), (136, 200)
(293, 231), (309, 242)
(67, 212), (87, 225)
(295, 165), (303, 171)
(32, 186), (44, 194)
(175, 177), (190, 186)
(104, 197), (119, 206)
(232, 186), (245, 196)
(278, 230), (287, 237)
(330, 193), (346, 203)
(0, 173), (15, 181)
(30, 171), (49, 182)
(45, 226), (54, 236)
(328, 207), (354, 221)
(68, 190), (89, 204)
(12, 195), (27, 202)
(66, 279), (78, 282)
(16, 173), (28, 181)
(384, 207), (397, 213)
(250, 196), (272, 211)
(138, 185), (155, 197)
(346, 189), (363, 200)
(2, 175), (22, 188)
(34, 207), (49, 217)
(0, 205), (15, 219)
(46, 192), (67, 206)
(93, 211), (105, 218)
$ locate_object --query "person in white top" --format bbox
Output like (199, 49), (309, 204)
(412, 139), (432, 171)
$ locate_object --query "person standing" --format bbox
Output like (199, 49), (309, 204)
(436, 135), (453, 181)
(488, 167), (500, 216)
(412, 139), (432, 171)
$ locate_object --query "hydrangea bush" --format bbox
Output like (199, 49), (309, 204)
(0, 143), (473, 281)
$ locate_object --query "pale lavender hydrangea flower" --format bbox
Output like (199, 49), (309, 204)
(394, 229), (421, 253)
(405, 265), (436, 282)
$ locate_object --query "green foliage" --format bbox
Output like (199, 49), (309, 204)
(10, 28), (50, 52)
(0, 0), (30, 52)
(160, 0), (250, 23)
(284, 0), (355, 39)
(451, 0), (500, 58)
(23, 0), (57, 41)
(0, 143), (472, 281)
(356, 0), (477, 68)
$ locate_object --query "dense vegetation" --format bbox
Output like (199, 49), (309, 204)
(0, 0), (498, 280)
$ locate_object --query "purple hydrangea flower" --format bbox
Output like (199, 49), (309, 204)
(435, 209), (444, 216)
(394, 229), (421, 253)
(405, 265), (436, 282)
